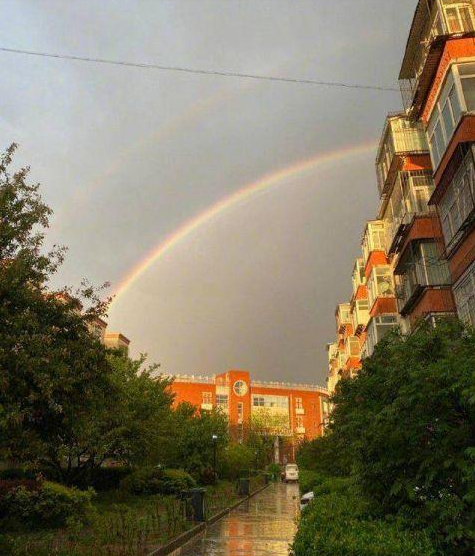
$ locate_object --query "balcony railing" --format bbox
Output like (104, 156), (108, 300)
(399, 0), (475, 112)
(384, 173), (436, 253)
(396, 260), (452, 314)
(376, 117), (428, 195)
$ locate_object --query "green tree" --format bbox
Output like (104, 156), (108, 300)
(0, 144), (115, 481)
(163, 402), (229, 476)
(328, 320), (475, 554)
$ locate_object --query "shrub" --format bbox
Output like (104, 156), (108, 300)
(199, 467), (217, 486)
(218, 444), (254, 480)
(0, 481), (93, 529)
(298, 470), (325, 494)
(266, 463), (281, 481)
(121, 467), (196, 495)
(293, 491), (437, 556)
(73, 466), (133, 491)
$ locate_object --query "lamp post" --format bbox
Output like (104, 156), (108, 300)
(212, 434), (218, 482)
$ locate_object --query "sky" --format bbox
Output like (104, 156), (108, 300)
(0, 0), (417, 384)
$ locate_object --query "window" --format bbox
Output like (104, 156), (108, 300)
(454, 259), (475, 325)
(444, 3), (475, 33)
(439, 148), (475, 248)
(253, 395), (289, 410)
(364, 316), (399, 357)
(202, 392), (212, 405)
(237, 402), (244, 423)
(216, 394), (228, 408)
(296, 416), (304, 429)
(295, 397), (303, 410)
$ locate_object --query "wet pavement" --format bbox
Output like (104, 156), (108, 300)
(180, 482), (300, 556)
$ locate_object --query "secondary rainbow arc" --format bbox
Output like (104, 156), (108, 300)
(111, 141), (377, 305)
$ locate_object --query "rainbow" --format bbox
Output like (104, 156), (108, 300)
(111, 141), (377, 304)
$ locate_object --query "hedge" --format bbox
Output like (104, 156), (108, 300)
(293, 478), (437, 556)
(120, 467), (196, 495)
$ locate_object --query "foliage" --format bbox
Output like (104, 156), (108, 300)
(161, 402), (229, 477)
(296, 435), (350, 477)
(266, 463), (281, 481)
(298, 470), (325, 494)
(121, 467), (196, 495)
(314, 320), (475, 554)
(218, 443), (255, 480)
(0, 480), (93, 529)
(293, 479), (437, 556)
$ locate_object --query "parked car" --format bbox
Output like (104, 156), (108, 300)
(284, 463), (299, 482)
(300, 491), (314, 511)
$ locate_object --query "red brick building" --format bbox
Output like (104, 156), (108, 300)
(169, 369), (329, 463)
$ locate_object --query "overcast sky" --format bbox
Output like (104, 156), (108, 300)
(1, 0), (417, 384)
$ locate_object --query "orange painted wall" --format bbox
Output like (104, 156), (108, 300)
(170, 381), (216, 409)
(408, 287), (455, 328)
(449, 224), (475, 282)
(168, 370), (328, 441)
(370, 296), (397, 317)
(364, 251), (389, 280)
(397, 216), (443, 262)
(354, 284), (368, 301)
(401, 154), (432, 172)
(422, 38), (475, 123)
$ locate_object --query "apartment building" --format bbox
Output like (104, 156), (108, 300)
(399, 0), (475, 327)
(326, 0), (475, 393)
(169, 369), (329, 463)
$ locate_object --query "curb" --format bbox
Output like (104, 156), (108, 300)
(147, 482), (272, 556)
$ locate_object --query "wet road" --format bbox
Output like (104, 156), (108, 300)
(180, 482), (299, 556)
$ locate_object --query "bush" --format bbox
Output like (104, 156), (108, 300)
(293, 490), (437, 556)
(0, 481), (93, 529)
(73, 466), (133, 491)
(121, 467), (196, 495)
(298, 470), (325, 494)
(266, 463), (281, 481)
(218, 444), (254, 480)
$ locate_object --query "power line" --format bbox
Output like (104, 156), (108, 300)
(0, 46), (399, 93)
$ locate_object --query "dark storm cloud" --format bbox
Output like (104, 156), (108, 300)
(0, 0), (417, 383)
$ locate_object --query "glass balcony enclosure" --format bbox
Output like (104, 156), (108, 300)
(345, 336), (361, 361)
(395, 240), (452, 313)
(383, 170), (435, 252)
(364, 315), (399, 357)
(336, 303), (351, 332)
(337, 351), (347, 369)
(376, 115), (428, 196)
(362, 221), (387, 266)
(400, 0), (475, 111)
(439, 145), (475, 250)
(351, 298), (370, 331)
(352, 258), (366, 295)
(427, 62), (475, 170)
(367, 265), (395, 309)
(453, 258), (475, 325)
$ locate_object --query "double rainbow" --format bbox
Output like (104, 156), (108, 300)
(111, 141), (376, 305)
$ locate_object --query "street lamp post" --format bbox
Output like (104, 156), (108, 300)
(212, 434), (218, 482)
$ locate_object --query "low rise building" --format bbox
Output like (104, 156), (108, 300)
(168, 369), (329, 464)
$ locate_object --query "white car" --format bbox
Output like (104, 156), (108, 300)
(300, 491), (314, 511)
(284, 463), (299, 482)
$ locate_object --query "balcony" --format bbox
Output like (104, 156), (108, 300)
(295, 407), (305, 415)
(344, 335), (361, 362)
(364, 315), (399, 357)
(351, 299), (370, 334)
(336, 303), (352, 334)
(367, 265), (395, 310)
(395, 242), (452, 315)
(399, 0), (475, 114)
(376, 115), (429, 197)
(362, 221), (387, 268)
(352, 258), (366, 295)
(383, 171), (435, 254)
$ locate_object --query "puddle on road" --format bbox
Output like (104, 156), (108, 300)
(180, 482), (300, 556)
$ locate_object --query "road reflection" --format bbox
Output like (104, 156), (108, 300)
(180, 482), (299, 555)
